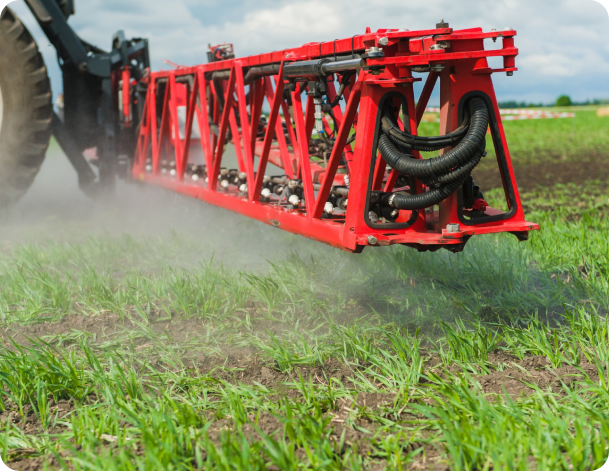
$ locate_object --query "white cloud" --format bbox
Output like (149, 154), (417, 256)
(4, 0), (609, 102)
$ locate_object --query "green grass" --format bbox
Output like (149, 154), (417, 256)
(0, 193), (608, 469)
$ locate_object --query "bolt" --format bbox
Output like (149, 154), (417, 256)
(378, 37), (389, 46)
(366, 46), (384, 57)
(446, 223), (461, 233)
(507, 71), (514, 76)
(367, 235), (378, 245)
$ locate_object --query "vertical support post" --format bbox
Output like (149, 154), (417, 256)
(252, 63), (285, 202)
(402, 82), (427, 231)
(291, 89), (315, 216)
(121, 67), (131, 128)
(280, 98), (299, 177)
(180, 73), (199, 182)
(155, 83), (170, 175)
(312, 81), (361, 219)
(209, 83), (220, 156)
(344, 79), (377, 246)
(299, 93), (315, 179)
(196, 68), (214, 179)
(235, 61), (256, 199)
(229, 110), (246, 172)
(265, 76), (294, 179)
(168, 73), (184, 177)
(134, 95), (150, 175)
(249, 78), (265, 154)
(438, 65), (460, 230)
(149, 80), (159, 173)
(210, 67), (237, 191)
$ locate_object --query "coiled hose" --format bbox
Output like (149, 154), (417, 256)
(378, 98), (489, 211)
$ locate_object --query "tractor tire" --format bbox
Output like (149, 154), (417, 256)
(0, 7), (53, 209)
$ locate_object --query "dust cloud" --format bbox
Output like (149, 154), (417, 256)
(0, 145), (569, 326)
(0, 145), (330, 271)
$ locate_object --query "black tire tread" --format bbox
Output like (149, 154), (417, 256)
(0, 7), (53, 208)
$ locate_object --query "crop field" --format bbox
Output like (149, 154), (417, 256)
(0, 108), (608, 470)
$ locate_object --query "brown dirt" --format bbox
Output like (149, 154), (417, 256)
(0, 312), (224, 352)
(475, 355), (600, 397)
(2, 400), (74, 471)
(1, 312), (122, 347)
(476, 153), (609, 191)
(6, 457), (60, 471)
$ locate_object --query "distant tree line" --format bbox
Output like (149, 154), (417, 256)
(498, 96), (609, 108)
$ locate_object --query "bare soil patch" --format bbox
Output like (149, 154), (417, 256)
(476, 153), (609, 191)
(476, 355), (599, 397)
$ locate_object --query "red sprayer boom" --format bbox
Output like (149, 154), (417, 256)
(131, 23), (538, 253)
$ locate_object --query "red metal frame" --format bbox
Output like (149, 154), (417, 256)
(132, 26), (538, 253)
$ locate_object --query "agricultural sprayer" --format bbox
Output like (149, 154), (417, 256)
(0, 2), (538, 252)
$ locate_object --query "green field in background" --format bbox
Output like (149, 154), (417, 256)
(418, 107), (609, 165)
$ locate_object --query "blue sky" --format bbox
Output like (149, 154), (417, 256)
(6, 0), (609, 104)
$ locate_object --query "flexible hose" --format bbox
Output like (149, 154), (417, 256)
(381, 104), (471, 152)
(379, 97), (489, 211)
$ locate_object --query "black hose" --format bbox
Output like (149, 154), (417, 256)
(379, 97), (489, 211)
(330, 72), (354, 108)
(384, 178), (466, 211)
(381, 103), (470, 152)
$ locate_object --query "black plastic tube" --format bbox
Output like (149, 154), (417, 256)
(378, 97), (489, 211)
(381, 104), (470, 152)
(382, 177), (466, 211)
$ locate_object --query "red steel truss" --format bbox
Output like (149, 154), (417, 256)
(132, 26), (538, 253)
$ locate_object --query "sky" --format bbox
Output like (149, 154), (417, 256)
(5, 0), (609, 104)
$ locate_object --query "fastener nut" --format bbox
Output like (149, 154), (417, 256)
(367, 236), (378, 245)
(446, 223), (461, 233)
